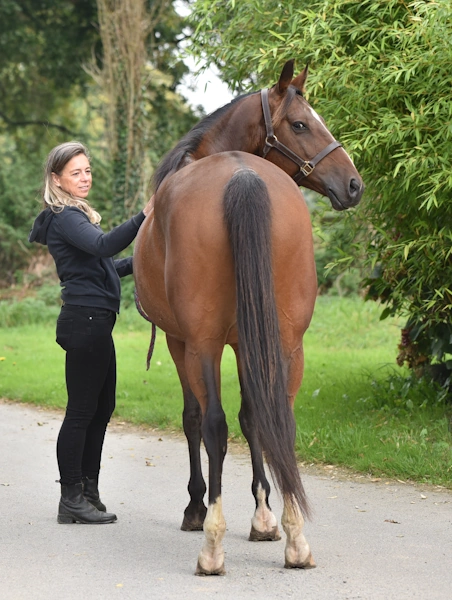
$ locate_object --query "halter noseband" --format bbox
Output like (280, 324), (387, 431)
(260, 88), (342, 185)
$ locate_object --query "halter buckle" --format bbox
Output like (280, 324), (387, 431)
(300, 162), (315, 176)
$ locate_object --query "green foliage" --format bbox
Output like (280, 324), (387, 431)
(0, 1), (199, 284)
(35, 283), (62, 307)
(119, 276), (137, 310)
(369, 370), (449, 413)
(0, 138), (43, 282)
(189, 0), (452, 379)
(0, 0), (99, 145)
(0, 298), (59, 328)
(311, 196), (364, 296)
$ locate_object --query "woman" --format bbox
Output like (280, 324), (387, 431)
(29, 141), (154, 524)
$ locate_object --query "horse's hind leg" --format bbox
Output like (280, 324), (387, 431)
(234, 347), (281, 542)
(166, 335), (207, 531)
(282, 344), (315, 569)
(239, 396), (281, 542)
(282, 498), (316, 569)
(185, 346), (227, 576)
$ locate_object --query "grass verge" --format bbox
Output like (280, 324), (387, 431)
(0, 296), (451, 487)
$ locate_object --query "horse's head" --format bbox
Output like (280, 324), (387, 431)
(264, 60), (364, 210)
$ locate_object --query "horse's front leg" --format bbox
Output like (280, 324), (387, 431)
(187, 351), (227, 576)
(166, 335), (207, 531)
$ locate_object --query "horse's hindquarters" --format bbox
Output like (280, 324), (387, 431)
(135, 152), (317, 346)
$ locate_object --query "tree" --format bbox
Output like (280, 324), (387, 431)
(0, 0), (198, 284)
(188, 0), (452, 383)
(90, 0), (198, 223)
(0, 0), (99, 146)
(0, 0), (100, 284)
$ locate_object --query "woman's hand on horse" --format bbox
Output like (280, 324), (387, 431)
(143, 194), (155, 216)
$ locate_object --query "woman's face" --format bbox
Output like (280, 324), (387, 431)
(52, 154), (92, 198)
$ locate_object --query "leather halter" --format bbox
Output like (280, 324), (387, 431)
(261, 88), (342, 185)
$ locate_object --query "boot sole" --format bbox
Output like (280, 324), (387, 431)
(57, 514), (117, 524)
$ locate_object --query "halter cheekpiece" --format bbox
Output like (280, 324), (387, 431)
(260, 88), (342, 185)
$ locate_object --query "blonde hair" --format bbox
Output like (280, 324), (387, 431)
(43, 141), (101, 225)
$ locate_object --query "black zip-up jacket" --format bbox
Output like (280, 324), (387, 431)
(29, 206), (146, 313)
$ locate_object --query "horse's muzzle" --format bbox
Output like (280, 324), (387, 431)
(328, 177), (364, 211)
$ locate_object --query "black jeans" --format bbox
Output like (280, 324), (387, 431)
(56, 304), (117, 485)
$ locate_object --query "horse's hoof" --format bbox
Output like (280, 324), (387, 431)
(181, 502), (207, 531)
(195, 560), (226, 576)
(181, 517), (204, 531)
(284, 552), (316, 569)
(249, 524), (281, 542)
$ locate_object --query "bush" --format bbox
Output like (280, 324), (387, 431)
(368, 370), (450, 414)
(190, 0), (452, 385)
(0, 298), (59, 328)
(0, 277), (139, 328)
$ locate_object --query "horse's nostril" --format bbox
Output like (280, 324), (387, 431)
(349, 178), (361, 197)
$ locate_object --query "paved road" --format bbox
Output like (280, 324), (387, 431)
(0, 400), (451, 600)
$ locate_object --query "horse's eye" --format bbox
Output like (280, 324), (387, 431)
(292, 121), (307, 132)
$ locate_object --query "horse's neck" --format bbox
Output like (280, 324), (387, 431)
(194, 96), (263, 160)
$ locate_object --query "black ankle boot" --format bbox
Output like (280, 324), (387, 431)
(58, 483), (117, 524)
(82, 476), (107, 512)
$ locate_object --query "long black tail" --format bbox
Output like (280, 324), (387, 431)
(223, 168), (310, 518)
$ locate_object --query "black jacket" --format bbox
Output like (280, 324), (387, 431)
(29, 206), (146, 313)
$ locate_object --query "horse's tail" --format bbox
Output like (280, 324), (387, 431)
(223, 168), (310, 518)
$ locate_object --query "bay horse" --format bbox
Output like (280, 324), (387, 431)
(133, 60), (364, 575)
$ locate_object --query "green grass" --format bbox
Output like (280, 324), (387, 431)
(0, 296), (451, 487)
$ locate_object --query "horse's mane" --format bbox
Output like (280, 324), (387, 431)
(153, 92), (255, 191)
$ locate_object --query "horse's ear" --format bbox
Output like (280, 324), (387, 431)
(291, 65), (309, 94)
(276, 59), (295, 95)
